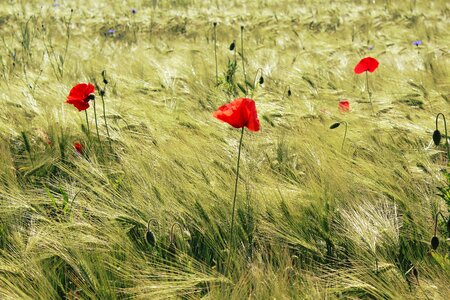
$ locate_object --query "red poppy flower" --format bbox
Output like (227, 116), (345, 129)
(339, 100), (350, 112)
(354, 57), (379, 74)
(66, 83), (95, 111)
(74, 142), (83, 154)
(213, 98), (260, 132)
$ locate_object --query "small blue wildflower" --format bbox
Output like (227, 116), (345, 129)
(131, 8), (137, 14)
(412, 40), (422, 46)
(107, 29), (115, 35)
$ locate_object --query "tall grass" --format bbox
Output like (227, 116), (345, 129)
(0, 0), (449, 299)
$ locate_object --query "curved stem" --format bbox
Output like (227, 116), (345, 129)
(147, 218), (159, 232)
(434, 211), (448, 236)
(250, 68), (263, 98)
(169, 222), (183, 243)
(213, 23), (218, 86)
(436, 113), (449, 161)
(227, 126), (245, 275)
(341, 121), (348, 151)
(252, 68), (263, 87)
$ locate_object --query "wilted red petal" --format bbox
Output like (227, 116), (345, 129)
(354, 57), (379, 74)
(213, 98), (260, 132)
(339, 100), (350, 112)
(74, 142), (83, 154)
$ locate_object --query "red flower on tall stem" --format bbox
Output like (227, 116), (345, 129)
(339, 100), (350, 112)
(213, 98), (260, 132)
(213, 97), (260, 275)
(66, 83), (95, 111)
(354, 57), (379, 74)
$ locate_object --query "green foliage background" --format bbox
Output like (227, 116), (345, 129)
(0, 0), (449, 299)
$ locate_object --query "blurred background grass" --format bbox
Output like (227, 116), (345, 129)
(0, 0), (449, 299)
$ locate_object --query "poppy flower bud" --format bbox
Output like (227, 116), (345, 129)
(432, 130), (441, 146)
(213, 22), (217, 26)
(168, 242), (176, 257)
(103, 78), (108, 85)
(229, 41), (235, 51)
(87, 93), (95, 101)
(430, 236), (439, 250)
(259, 76), (264, 85)
(412, 267), (418, 279)
(100, 90), (105, 97)
(287, 88), (291, 97)
(330, 122), (341, 129)
(146, 230), (156, 247)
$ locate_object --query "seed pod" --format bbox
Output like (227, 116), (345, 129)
(100, 90), (105, 97)
(146, 230), (156, 247)
(412, 267), (418, 279)
(432, 130), (441, 146)
(103, 78), (109, 85)
(168, 242), (176, 257)
(87, 93), (95, 101)
(229, 41), (235, 51)
(259, 76), (264, 85)
(146, 219), (158, 247)
(330, 122), (341, 129)
(430, 236), (439, 250)
(287, 88), (291, 97)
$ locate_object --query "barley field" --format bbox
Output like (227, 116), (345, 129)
(0, 0), (449, 299)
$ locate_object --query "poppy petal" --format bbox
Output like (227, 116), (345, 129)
(74, 142), (83, 154)
(339, 100), (350, 112)
(66, 99), (90, 111)
(66, 83), (95, 111)
(213, 98), (260, 131)
(354, 57), (379, 74)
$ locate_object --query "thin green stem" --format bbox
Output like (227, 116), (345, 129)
(436, 113), (449, 161)
(84, 110), (90, 136)
(234, 42), (237, 66)
(341, 121), (348, 151)
(100, 90), (112, 151)
(227, 126), (245, 275)
(366, 71), (374, 113)
(241, 26), (247, 89)
(213, 23), (218, 85)
(93, 99), (101, 148)
(250, 68), (263, 99)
